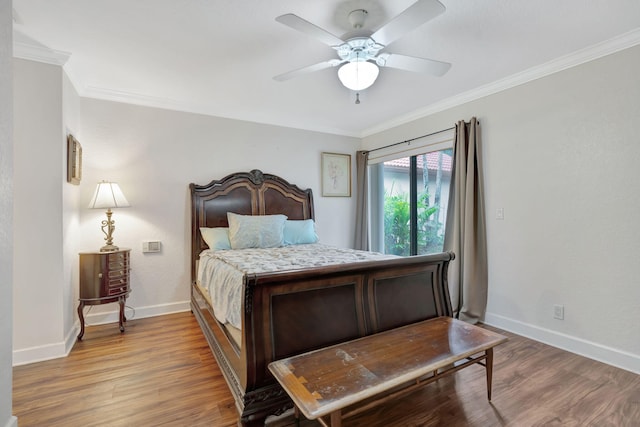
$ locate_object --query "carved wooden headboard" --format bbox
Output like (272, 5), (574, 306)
(189, 169), (315, 282)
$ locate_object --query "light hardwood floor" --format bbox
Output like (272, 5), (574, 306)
(13, 312), (640, 426)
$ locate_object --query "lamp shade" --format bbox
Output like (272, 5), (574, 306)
(88, 181), (130, 209)
(338, 60), (379, 91)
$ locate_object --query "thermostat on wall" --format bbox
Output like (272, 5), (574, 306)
(142, 241), (162, 253)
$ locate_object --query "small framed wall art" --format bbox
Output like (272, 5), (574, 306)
(321, 152), (351, 197)
(67, 134), (82, 185)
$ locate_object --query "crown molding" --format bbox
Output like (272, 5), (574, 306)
(13, 41), (71, 66)
(361, 28), (640, 138)
(81, 28), (640, 139)
(81, 85), (362, 138)
(12, 8), (23, 25)
(12, 28), (71, 66)
(14, 24), (638, 139)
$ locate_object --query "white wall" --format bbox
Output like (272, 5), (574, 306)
(12, 42), (638, 376)
(73, 98), (360, 323)
(0, 0), (17, 423)
(13, 59), (67, 364)
(363, 45), (640, 373)
(12, 63), (359, 362)
(12, 59), (359, 364)
(62, 72), (81, 343)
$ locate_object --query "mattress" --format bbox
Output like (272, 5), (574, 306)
(197, 243), (397, 330)
(194, 282), (243, 347)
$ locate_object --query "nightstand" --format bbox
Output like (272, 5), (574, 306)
(77, 249), (131, 340)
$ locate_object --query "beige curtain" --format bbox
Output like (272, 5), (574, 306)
(444, 118), (487, 323)
(354, 150), (369, 250)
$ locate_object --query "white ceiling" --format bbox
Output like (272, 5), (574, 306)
(12, 0), (640, 137)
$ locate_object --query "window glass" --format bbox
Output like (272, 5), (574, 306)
(379, 148), (452, 256)
(382, 156), (411, 256)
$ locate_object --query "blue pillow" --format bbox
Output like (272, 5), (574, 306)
(284, 219), (319, 245)
(200, 227), (231, 250)
(227, 212), (287, 249)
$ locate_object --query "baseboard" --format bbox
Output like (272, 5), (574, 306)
(3, 416), (17, 427)
(65, 320), (80, 355)
(484, 312), (640, 374)
(12, 340), (69, 366)
(82, 300), (191, 326)
(12, 300), (191, 366)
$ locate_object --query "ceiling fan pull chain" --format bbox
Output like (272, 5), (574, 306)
(355, 93), (361, 104)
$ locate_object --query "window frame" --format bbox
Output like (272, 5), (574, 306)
(367, 129), (454, 256)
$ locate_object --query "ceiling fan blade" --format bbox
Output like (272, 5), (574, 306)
(371, 0), (445, 47)
(276, 14), (345, 47)
(377, 53), (451, 76)
(274, 60), (343, 82)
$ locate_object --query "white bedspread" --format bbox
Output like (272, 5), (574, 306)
(197, 244), (396, 329)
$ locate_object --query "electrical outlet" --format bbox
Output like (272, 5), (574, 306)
(554, 304), (564, 320)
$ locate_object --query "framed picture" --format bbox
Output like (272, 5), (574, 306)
(67, 134), (82, 185)
(321, 152), (351, 197)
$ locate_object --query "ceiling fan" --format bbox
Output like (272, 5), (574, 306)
(274, 0), (451, 95)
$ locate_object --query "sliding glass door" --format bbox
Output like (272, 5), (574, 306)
(372, 148), (452, 256)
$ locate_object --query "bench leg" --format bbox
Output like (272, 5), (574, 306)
(330, 410), (342, 427)
(486, 348), (494, 401)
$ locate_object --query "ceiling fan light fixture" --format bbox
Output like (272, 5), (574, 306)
(338, 60), (379, 91)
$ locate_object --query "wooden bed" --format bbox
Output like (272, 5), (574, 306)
(190, 169), (454, 427)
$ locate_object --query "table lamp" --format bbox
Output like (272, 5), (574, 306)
(88, 181), (130, 252)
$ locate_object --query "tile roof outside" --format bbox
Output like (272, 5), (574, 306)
(384, 151), (452, 172)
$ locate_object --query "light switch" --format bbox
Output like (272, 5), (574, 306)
(496, 208), (504, 220)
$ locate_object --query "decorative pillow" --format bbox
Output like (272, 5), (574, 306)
(284, 219), (319, 245)
(227, 212), (287, 249)
(200, 227), (231, 250)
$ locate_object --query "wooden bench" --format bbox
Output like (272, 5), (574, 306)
(268, 317), (508, 427)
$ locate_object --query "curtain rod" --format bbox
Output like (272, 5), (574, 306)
(365, 126), (455, 154)
(364, 119), (480, 154)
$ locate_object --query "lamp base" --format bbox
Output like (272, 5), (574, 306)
(100, 244), (120, 252)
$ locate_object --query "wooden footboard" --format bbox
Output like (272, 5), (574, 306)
(191, 251), (454, 427)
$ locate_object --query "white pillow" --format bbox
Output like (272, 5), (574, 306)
(284, 219), (319, 245)
(227, 212), (287, 249)
(200, 227), (231, 250)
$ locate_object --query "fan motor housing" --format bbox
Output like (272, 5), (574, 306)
(335, 37), (383, 62)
